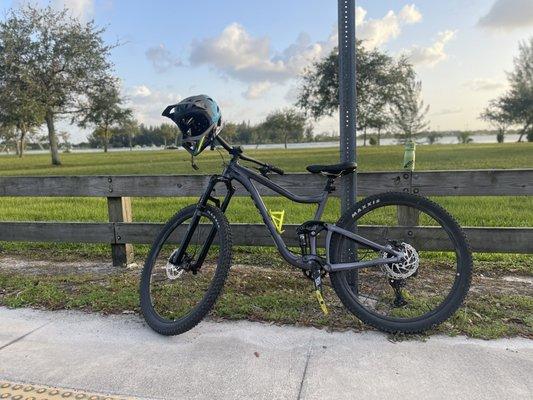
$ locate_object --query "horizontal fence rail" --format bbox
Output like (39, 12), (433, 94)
(1, 169), (532, 197)
(0, 169), (531, 265)
(0, 222), (530, 254)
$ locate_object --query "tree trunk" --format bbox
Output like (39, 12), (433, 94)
(45, 111), (61, 165)
(129, 133), (133, 151)
(363, 127), (367, 146)
(104, 128), (109, 153)
(18, 127), (26, 158)
(377, 128), (381, 145)
(284, 133), (288, 149)
(517, 122), (530, 142)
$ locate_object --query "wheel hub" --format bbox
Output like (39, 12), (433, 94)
(380, 242), (420, 279)
(164, 251), (194, 280)
(164, 262), (184, 280)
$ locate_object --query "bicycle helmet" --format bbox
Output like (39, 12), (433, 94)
(162, 95), (222, 156)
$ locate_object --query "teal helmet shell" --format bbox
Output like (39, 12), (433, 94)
(162, 95), (222, 156)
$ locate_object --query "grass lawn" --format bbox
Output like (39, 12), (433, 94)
(0, 142), (531, 262)
(0, 260), (531, 340)
(0, 142), (532, 175)
(0, 142), (532, 339)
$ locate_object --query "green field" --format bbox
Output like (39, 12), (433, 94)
(0, 142), (531, 266)
(0, 142), (532, 339)
(1, 142), (532, 176)
(1, 142), (532, 229)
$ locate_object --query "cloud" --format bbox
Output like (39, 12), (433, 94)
(189, 23), (335, 98)
(399, 4), (423, 24)
(462, 78), (506, 91)
(145, 44), (182, 73)
(243, 82), (273, 100)
(53, 0), (94, 20)
(191, 23), (310, 84)
(432, 107), (462, 116)
(356, 4), (422, 49)
(130, 85), (152, 98)
(404, 30), (456, 66)
(188, 4), (422, 99)
(478, 0), (533, 31)
(125, 85), (181, 125)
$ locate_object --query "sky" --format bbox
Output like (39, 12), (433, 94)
(1, 0), (532, 143)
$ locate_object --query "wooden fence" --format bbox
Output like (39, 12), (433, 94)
(0, 169), (532, 266)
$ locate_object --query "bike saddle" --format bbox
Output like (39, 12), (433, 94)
(306, 162), (357, 176)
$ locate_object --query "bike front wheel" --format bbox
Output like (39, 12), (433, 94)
(140, 204), (232, 335)
(329, 192), (472, 334)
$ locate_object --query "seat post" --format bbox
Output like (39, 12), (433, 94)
(324, 176), (336, 194)
(314, 177), (336, 221)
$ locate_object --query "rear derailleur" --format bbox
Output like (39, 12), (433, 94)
(389, 278), (408, 307)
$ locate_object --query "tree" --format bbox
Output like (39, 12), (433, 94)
(160, 123), (180, 147)
(123, 119), (141, 150)
(0, 22), (45, 157)
(78, 80), (132, 152)
(456, 131), (473, 144)
(235, 121), (254, 144)
(481, 38), (533, 142)
(426, 132), (443, 145)
(257, 109), (306, 148)
(0, 123), (17, 153)
(481, 99), (511, 143)
(0, 82), (44, 157)
(0, 5), (116, 164)
(296, 42), (415, 144)
(389, 77), (429, 140)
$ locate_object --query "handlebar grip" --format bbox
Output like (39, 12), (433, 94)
(269, 164), (285, 175)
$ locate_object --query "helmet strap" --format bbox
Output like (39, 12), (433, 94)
(190, 153), (199, 171)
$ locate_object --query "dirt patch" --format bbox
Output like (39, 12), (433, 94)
(471, 274), (533, 297)
(2, 256), (531, 299)
(0, 256), (129, 276)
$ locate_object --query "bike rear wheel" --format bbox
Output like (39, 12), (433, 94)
(329, 192), (472, 334)
(140, 204), (232, 335)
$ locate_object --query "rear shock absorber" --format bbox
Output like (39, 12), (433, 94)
(298, 233), (308, 257)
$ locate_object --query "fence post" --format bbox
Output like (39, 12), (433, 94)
(398, 140), (419, 225)
(107, 196), (134, 266)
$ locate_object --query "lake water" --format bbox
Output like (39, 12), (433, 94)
(1, 133), (525, 156)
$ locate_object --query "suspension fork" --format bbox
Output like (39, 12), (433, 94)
(170, 176), (232, 266)
(193, 178), (234, 268)
(171, 175), (234, 269)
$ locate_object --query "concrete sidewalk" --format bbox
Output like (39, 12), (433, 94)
(0, 307), (531, 400)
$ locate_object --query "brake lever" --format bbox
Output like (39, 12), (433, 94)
(256, 165), (271, 179)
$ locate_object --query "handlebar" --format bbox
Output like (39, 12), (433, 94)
(215, 135), (284, 175)
(268, 164), (285, 175)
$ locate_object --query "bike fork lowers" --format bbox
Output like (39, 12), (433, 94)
(171, 176), (234, 269)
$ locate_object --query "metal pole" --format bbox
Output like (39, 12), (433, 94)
(338, 0), (356, 213)
(338, 0), (358, 292)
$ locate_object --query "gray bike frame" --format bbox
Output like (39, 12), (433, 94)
(192, 155), (404, 272)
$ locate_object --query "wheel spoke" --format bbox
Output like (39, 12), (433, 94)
(141, 205), (231, 331)
(330, 195), (470, 327)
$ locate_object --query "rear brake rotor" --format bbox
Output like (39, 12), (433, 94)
(380, 242), (420, 279)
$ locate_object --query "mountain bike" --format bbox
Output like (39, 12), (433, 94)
(140, 135), (472, 335)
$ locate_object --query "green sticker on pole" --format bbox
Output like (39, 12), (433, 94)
(403, 140), (416, 171)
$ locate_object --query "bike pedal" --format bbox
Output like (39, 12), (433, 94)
(314, 289), (329, 315)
